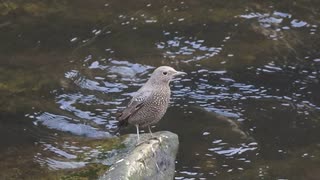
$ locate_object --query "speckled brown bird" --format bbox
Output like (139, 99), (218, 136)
(118, 66), (186, 141)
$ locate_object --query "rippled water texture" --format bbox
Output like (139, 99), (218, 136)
(1, 0), (320, 179)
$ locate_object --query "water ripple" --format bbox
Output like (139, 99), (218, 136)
(36, 112), (112, 138)
(157, 34), (222, 62)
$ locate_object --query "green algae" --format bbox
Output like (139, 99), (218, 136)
(60, 163), (109, 180)
(0, 134), (128, 180)
(0, 68), (53, 93)
(54, 136), (127, 179)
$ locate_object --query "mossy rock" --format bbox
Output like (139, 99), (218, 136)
(61, 163), (109, 180)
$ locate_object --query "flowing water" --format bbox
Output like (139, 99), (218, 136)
(1, 0), (320, 179)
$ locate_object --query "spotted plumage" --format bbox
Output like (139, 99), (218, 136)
(118, 66), (186, 141)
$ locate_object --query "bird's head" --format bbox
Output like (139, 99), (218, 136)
(148, 66), (187, 85)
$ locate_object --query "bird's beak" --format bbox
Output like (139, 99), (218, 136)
(174, 71), (187, 76)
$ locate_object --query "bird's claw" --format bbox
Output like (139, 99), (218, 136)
(135, 137), (161, 147)
(135, 141), (144, 147)
(149, 136), (161, 143)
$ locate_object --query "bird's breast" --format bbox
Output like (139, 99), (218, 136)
(150, 88), (170, 106)
(127, 88), (170, 126)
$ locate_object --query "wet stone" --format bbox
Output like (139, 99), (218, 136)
(99, 131), (179, 180)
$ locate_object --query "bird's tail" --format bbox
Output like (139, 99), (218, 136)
(113, 113), (129, 135)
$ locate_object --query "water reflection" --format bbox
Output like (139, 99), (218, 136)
(35, 112), (111, 138)
(34, 40), (320, 178)
(156, 33), (222, 62)
(208, 142), (258, 157)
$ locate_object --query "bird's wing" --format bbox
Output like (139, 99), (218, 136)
(118, 89), (152, 126)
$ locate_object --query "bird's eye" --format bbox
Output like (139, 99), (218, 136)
(163, 72), (168, 75)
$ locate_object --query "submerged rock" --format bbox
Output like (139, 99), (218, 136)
(11, 131), (178, 179)
(99, 131), (179, 180)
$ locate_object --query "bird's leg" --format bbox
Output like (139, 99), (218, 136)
(148, 125), (161, 142)
(136, 124), (140, 142)
(136, 124), (147, 146)
(148, 125), (154, 137)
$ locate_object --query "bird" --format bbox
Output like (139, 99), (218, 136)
(117, 66), (186, 142)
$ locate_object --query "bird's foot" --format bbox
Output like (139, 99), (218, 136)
(135, 137), (161, 146)
(148, 136), (161, 143)
(136, 140), (152, 146)
(135, 141), (144, 147)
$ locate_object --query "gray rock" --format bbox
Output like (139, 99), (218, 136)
(99, 131), (179, 180)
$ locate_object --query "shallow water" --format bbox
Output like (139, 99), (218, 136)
(1, 0), (320, 179)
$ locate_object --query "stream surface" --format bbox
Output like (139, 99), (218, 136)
(1, 0), (320, 179)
